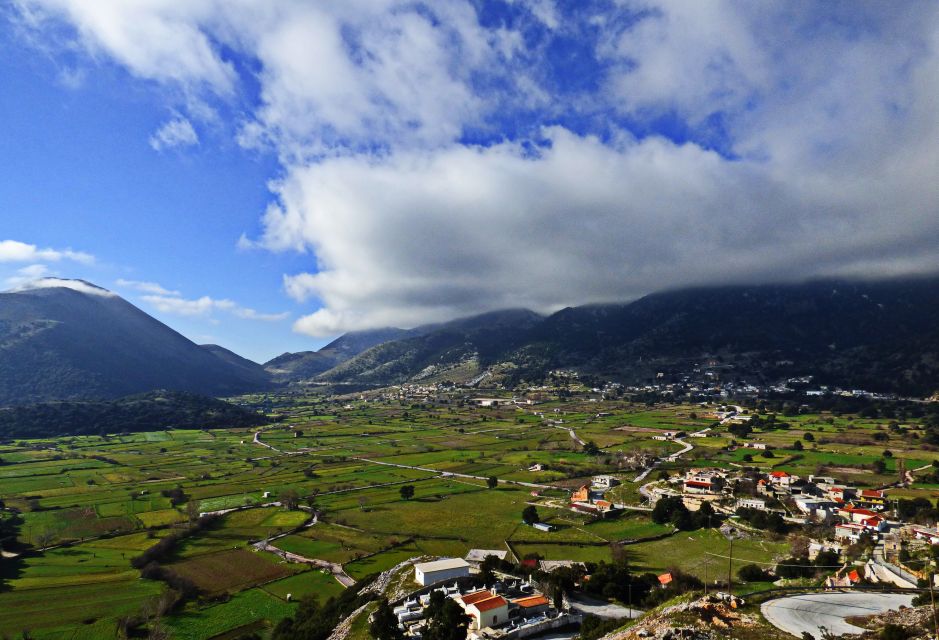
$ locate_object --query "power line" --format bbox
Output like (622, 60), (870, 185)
(704, 552), (848, 568)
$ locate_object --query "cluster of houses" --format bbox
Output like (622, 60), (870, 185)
(400, 554), (578, 639)
(567, 475), (624, 518)
(674, 467), (893, 542)
(667, 466), (939, 590)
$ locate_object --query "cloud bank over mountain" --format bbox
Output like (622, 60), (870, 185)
(14, 1), (939, 335)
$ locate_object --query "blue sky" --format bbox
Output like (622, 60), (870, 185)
(1, 1), (938, 363)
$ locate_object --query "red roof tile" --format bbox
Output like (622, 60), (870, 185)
(473, 595), (508, 612)
(461, 590), (495, 605)
(512, 595), (550, 608)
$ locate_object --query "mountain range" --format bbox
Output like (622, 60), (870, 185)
(2, 276), (939, 406)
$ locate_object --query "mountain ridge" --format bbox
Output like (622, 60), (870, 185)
(5, 276), (939, 403)
(311, 277), (939, 396)
(0, 280), (272, 405)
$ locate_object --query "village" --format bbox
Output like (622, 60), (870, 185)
(372, 455), (938, 640)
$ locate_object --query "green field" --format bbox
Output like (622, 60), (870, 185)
(1, 394), (932, 637)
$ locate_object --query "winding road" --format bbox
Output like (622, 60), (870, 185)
(761, 592), (914, 638)
(254, 539), (356, 587)
(355, 457), (559, 490)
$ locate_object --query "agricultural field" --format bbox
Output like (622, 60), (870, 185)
(1, 392), (936, 637)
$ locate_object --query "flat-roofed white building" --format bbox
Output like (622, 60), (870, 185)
(465, 549), (507, 565)
(414, 558), (471, 586)
(592, 475), (620, 489)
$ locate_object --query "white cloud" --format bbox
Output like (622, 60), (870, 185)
(14, 0), (236, 94)
(0, 239), (94, 264)
(149, 117), (198, 151)
(4, 264), (52, 289)
(141, 294), (288, 322)
(266, 113), (939, 336)
(12, 277), (115, 297)
(115, 278), (180, 296)
(14, 2), (939, 336)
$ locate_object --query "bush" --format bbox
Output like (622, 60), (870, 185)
(737, 564), (770, 582)
(880, 623), (909, 640)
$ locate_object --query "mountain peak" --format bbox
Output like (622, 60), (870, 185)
(9, 277), (115, 297)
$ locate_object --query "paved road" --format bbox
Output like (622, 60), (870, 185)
(253, 429), (280, 452)
(633, 436), (694, 484)
(355, 457), (560, 490)
(761, 592), (914, 638)
(871, 542), (919, 588)
(254, 539), (356, 587)
(567, 593), (643, 620)
(664, 437), (693, 462)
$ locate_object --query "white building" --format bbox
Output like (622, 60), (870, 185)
(458, 590), (509, 630)
(736, 498), (766, 511)
(465, 549), (507, 564)
(414, 558), (471, 586)
(592, 475), (620, 489)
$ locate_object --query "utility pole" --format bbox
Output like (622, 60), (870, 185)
(930, 571), (938, 640)
(727, 537), (734, 596)
(628, 582), (632, 619)
(705, 515), (712, 597)
(703, 555), (709, 596)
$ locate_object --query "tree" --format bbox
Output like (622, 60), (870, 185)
(486, 476), (498, 489)
(792, 440), (803, 451)
(583, 441), (601, 456)
(728, 423), (752, 438)
(272, 596), (334, 640)
(35, 529), (55, 549)
(651, 496), (691, 529)
(186, 499), (201, 525)
(522, 505), (540, 524)
(738, 564), (769, 582)
(280, 489), (300, 510)
(480, 554), (503, 585)
(803, 432), (815, 442)
(369, 599), (403, 640)
(399, 485), (415, 500)
(424, 591), (471, 640)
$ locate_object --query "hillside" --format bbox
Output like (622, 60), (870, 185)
(318, 309), (543, 384)
(0, 280), (272, 405)
(316, 278), (939, 395)
(263, 327), (412, 382)
(0, 390), (269, 438)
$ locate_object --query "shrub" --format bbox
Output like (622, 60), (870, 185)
(737, 564), (770, 582)
(880, 623), (909, 640)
